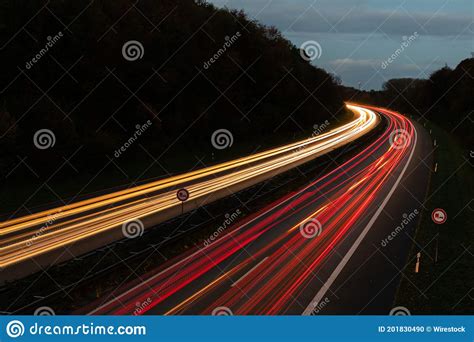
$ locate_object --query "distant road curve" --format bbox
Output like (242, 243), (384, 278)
(86, 105), (428, 315)
(0, 104), (378, 282)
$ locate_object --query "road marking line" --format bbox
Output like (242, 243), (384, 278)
(302, 118), (418, 315)
(231, 257), (269, 287)
(89, 144), (341, 314)
(89, 105), (377, 315)
(434, 162), (438, 173)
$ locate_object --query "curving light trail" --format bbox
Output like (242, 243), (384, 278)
(85, 105), (416, 315)
(0, 105), (377, 271)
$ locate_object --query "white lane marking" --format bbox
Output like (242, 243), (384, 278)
(231, 257), (269, 287)
(88, 197), (278, 314)
(89, 139), (348, 315)
(302, 120), (418, 315)
(434, 162), (438, 173)
(90, 106), (377, 315)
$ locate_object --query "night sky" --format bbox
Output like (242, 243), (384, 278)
(209, 0), (474, 90)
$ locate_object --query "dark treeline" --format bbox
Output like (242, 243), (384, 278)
(343, 58), (474, 150)
(0, 0), (345, 181)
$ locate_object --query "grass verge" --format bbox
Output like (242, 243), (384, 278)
(395, 122), (473, 314)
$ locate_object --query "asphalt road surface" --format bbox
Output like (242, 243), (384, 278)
(85, 105), (432, 315)
(0, 105), (377, 282)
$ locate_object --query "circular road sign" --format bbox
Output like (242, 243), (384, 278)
(431, 208), (447, 225)
(176, 188), (189, 202)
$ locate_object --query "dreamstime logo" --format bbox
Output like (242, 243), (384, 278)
(312, 120), (330, 137)
(211, 306), (233, 316)
(34, 306), (55, 316)
(381, 32), (419, 69)
(381, 209), (419, 247)
(6, 320), (25, 338)
(211, 129), (233, 150)
(25, 31), (63, 70)
(122, 40), (144, 61)
(203, 32), (241, 69)
(114, 120), (153, 158)
(122, 219), (144, 239)
(294, 120), (331, 155)
(389, 306), (411, 316)
(389, 129), (410, 150)
(133, 297), (152, 316)
(299, 218), (322, 239)
(33, 129), (56, 149)
(300, 40), (322, 61)
(203, 209), (242, 247)
(26, 212), (61, 247)
(310, 297), (330, 315)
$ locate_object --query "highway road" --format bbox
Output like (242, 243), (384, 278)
(84, 105), (432, 315)
(0, 105), (378, 282)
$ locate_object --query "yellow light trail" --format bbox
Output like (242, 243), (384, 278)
(0, 105), (378, 271)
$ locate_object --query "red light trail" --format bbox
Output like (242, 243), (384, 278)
(86, 105), (417, 315)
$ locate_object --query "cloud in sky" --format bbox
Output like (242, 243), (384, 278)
(208, 0), (474, 89)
